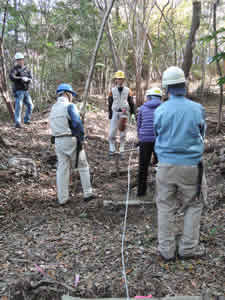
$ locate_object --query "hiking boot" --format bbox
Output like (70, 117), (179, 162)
(57, 199), (69, 206)
(84, 194), (96, 202)
(24, 121), (31, 125)
(15, 123), (22, 128)
(178, 244), (206, 260)
(159, 251), (176, 262)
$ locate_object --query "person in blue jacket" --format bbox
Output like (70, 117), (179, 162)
(154, 66), (206, 261)
(49, 84), (95, 205)
(137, 87), (162, 198)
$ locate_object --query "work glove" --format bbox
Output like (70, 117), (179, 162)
(22, 76), (30, 82)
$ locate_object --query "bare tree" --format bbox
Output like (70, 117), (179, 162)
(199, 41), (206, 101)
(81, 0), (116, 119)
(0, 0), (14, 120)
(122, 0), (156, 107)
(213, 0), (224, 133)
(94, 0), (122, 71)
(182, 0), (201, 78)
(155, 1), (177, 65)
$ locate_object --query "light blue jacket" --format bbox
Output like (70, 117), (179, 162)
(154, 95), (206, 165)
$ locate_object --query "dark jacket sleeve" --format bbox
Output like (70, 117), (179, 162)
(108, 91), (113, 119)
(9, 66), (22, 82)
(137, 109), (142, 140)
(127, 90), (135, 115)
(26, 69), (32, 80)
(67, 104), (84, 141)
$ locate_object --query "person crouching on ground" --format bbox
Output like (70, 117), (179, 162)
(137, 87), (162, 199)
(49, 83), (95, 205)
(154, 66), (206, 261)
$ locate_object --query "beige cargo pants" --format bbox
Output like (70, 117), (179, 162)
(156, 163), (204, 260)
(109, 111), (128, 152)
(55, 136), (92, 204)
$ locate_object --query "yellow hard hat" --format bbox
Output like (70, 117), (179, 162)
(112, 72), (117, 79)
(115, 70), (125, 79)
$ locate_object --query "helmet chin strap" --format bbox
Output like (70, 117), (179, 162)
(65, 92), (72, 101)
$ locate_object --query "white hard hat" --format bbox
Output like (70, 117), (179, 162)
(146, 87), (162, 97)
(14, 52), (24, 60)
(162, 66), (185, 88)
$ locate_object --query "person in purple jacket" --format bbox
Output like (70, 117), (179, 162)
(137, 87), (162, 197)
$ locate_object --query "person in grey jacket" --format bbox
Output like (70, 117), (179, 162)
(137, 87), (162, 198)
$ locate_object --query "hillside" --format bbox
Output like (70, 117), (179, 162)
(0, 97), (224, 299)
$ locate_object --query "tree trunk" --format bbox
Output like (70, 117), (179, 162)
(106, 22), (118, 72)
(106, 21), (123, 70)
(14, 0), (19, 46)
(135, 20), (148, 107)
(213, 0), (224, 133)
(135, 67), (143, 107)
(200, 43), (206, 102)
(81, 0), (116, 119)
(182, 1), (201, 78)
(0, 1), (14, 121)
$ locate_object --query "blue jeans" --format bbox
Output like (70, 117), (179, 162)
(14, 90), (33, 125)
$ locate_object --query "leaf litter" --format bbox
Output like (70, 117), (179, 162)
(0, 99), (224, 299)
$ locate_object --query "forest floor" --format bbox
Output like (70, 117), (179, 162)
(0, 96), (224, 300)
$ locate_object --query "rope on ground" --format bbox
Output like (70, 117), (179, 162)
(121, 121), (137, 300)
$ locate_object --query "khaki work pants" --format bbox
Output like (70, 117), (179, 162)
(156, 164), (203, 260)
(55, 136), (92, 204)
(109, 111), (128, 149)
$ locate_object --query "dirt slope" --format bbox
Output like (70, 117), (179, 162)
(0, 98), (224, 299)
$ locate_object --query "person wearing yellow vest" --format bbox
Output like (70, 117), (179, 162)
(108, 70), (135, 154)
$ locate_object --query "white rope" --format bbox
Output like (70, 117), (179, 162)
(121, 121), (136, 300)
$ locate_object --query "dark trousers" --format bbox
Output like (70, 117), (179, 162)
(137, 141), (158, 196)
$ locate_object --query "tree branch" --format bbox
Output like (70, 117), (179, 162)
(155, 1), (177, 64)
(81, 0), (116, 120)
(157, 0), (170, 41)
(1, 0), (10, 40)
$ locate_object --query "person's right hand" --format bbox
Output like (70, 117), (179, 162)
(22, 77), (30, 82)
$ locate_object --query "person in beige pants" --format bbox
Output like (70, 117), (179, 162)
(49, 83), (95, 205)
(108, 70), (135, 154)
(154, 67), (206, 261)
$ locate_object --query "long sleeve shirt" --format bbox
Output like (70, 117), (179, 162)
(154, 95), (206, 165)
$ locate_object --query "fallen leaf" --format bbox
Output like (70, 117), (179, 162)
(191, 280), (197, 288)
